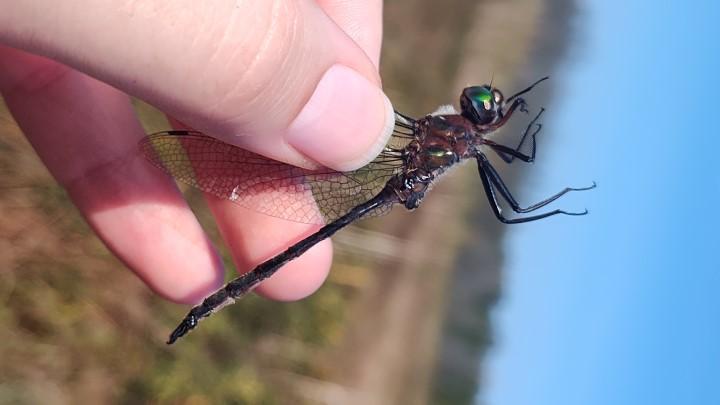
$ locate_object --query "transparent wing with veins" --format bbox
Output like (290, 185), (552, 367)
(139, 130), (409, 225)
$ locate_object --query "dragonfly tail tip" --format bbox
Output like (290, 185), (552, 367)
(166, 314), (198, 344)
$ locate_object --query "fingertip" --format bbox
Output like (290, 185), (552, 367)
(285, 64), (394, 172)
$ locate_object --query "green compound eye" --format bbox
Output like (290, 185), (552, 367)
(460, 85), (501, 124)
(473, 88), (493, 104)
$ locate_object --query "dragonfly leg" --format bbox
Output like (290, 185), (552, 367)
(394, 110), (417, 124)
(475, 155), (589, 223)
(481, 97), (528, 132)
(484, 140), (534, 163)
(505, 76), (549, 104)
(479, 154), (596, 213)
(492, 108), (545, 164)
(481, 77), (549, 133)
(393, 110), (417, 138)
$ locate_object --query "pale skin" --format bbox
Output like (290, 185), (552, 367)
(0, 1), (390, 305)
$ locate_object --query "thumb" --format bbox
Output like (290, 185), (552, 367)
(0, 0), (394, 171)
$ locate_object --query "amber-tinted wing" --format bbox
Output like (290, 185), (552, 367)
(139, 131), (407, 225)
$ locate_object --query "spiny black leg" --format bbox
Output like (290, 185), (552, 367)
(484, 141), (534, 163)
(480, 77), (549, 133)
(394, 110), (417, 138)
(476, 155), (589, 223)
(479, 76), (549, 133)
(505, 76), (549, 104)
(482, 97), (527, 132)
(395, 121), (415, 130)
(479, 154), (596, 213)
(394, 110), (416, 124)
(493, 108), (545, 164)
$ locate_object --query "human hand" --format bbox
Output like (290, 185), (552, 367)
(0, 1), (391, 304)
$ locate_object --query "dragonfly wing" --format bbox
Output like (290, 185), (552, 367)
(139, 131), (404, 224)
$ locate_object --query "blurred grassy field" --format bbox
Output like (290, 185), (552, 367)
(0, 1), (550, 404)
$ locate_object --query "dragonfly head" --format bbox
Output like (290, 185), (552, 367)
(460, 85), (505, 125)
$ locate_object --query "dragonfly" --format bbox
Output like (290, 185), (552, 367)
(140, 77), (596, 344)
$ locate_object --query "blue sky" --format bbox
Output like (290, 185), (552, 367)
(482, 1), (720, 404)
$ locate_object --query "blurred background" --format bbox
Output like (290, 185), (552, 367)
(1, 0), (718, 404)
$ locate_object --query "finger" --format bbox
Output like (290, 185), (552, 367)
(0, 46), (224, 304)
(198, 1), (385, 300)
(1, 0), (394, 171)
(317, 0), (384, 67)
(191, 2), (385, 300)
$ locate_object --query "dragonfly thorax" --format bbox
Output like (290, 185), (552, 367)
(393, 113), (479, 210)
(413, 114), (476, 170)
